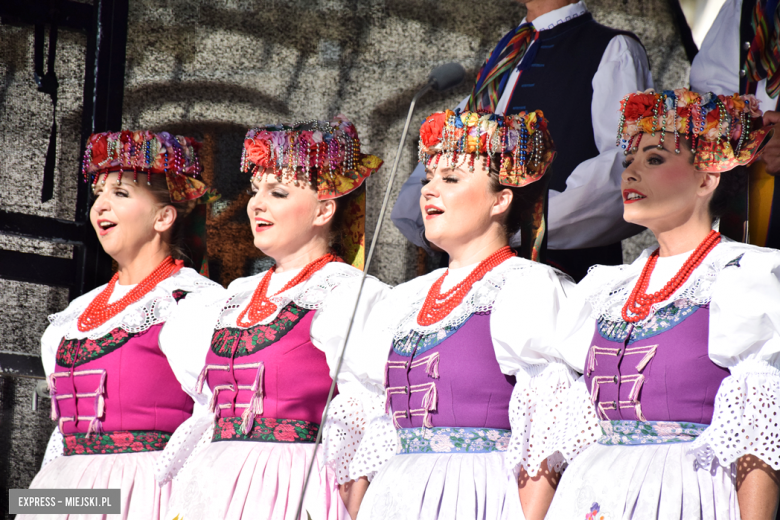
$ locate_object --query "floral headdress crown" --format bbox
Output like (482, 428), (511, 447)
(241, 115), (383, 200)
(82, 130), (215, 203)
(418, 109), (556, 188)
(617, 88), (772, 172)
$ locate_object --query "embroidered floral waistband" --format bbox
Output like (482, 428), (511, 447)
(212, 417), (319, 443)
(398, 427), (511, 455)
(597, 420), (709, 446)
(63, 430), (171, 455)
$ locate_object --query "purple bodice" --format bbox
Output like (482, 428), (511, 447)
(51, 324), (194, 435)
(198, 303), (334, 425)
(385, 312), (515, 429)
(585, 303), (730, 423)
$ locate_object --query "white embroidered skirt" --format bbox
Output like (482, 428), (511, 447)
(164, 441), (347, 520)
(356, 452), (523, 520)
(546, 443), (739, 520)
(19, 451), (170, 520)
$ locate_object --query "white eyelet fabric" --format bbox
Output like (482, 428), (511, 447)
(154, 407), (215, 484)
(40, 428), (65, 469)
(348, 414), (399, 482)
(691, 360), (780, 470)
(322, 391), (386, 485)
(546, 376), (602, 465)
(506, 362), (577, 476)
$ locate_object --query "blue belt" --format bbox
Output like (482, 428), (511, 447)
(397, 426), (511, 454)
(598, 420), (708, 446)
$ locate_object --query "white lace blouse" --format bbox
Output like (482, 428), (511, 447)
(348, 256), (577, 481)
(154, 261), (390, 485)
(551, 239), (780, 471)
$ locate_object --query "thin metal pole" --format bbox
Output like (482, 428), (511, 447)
(294, 83), (432, 520)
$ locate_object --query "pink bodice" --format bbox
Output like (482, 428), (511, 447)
(197, 304), (335, 430)
(50, 324), (194, 435)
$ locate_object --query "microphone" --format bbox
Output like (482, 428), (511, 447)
(294, 63), (465, 519)
(428, 62), (466, 92)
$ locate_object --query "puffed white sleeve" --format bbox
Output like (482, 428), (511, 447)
(155, 285), (226, 484)
(547, 35), (650, 249)
(491, 266), (579, 477)
(310, 276), (391, 484)
(544, 270), (609, 466)
(689, 0), (741, 96)
(691, 250), (780, 470)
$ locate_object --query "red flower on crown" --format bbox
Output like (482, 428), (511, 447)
(621, 93), (657, 120)
(419, 111), (450, 149)
(245, 137), (271, 168)
(90, 134), (109, 166)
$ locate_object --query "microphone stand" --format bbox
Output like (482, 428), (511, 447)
(294, 67), (461, 519)
(293, 83), (431, 520)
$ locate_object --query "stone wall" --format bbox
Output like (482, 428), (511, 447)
(0, 0), (686, 512)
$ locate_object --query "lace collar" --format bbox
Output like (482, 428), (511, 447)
(48, 268), (221, 340)
(389, 256), (542, 341)
(215, 262), (361, 330)
(584, 239), (755, 323)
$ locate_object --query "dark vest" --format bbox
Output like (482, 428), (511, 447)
(507, 14), (639, 192)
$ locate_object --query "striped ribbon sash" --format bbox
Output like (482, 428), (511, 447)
(746, 0), (780, 98)
(468, 24), (537, 112)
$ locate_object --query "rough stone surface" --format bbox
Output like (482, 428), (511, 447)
(0, 0), (689, 510)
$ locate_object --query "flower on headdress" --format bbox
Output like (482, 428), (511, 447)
(744, 94), (762, 117)
(419, 111), (449, 149)
(524, 111), (539, 134)
(622, 93), (657, 120)
(638, 118), (656, 134)
(722, 94), (746, 114)
(703, 109), (724, 140)
(333, 114), (358, 138)
(245, 136), (271, 168)
(464, 124), (481, 153)
(89, 134), (110, 166)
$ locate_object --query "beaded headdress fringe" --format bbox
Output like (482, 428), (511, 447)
(417, 109), (555, 188)
(616, 88), (772, 173)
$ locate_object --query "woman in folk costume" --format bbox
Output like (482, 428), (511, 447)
(348, 110), (576, 520)
(20, 131), (224, 520)
(546, 89), (780, 520)
(157, 116), (389, 520)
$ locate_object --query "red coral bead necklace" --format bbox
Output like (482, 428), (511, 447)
(622, 230), (721, 323)
(77, 256), (184, 332)
(417, 245), (516, 326)
(236, 253), (342, 327)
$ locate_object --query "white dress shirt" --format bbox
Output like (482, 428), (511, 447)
(391, 1), (653, 251)
(690, 0), (778, 110)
